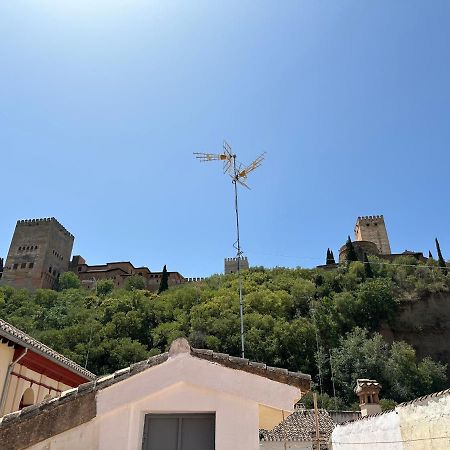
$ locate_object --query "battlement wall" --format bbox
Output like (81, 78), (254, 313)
(16, 218), (74, 240)
(356, 215), (385, 222)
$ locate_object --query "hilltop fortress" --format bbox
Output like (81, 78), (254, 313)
(0, 218), (207, 292)
(320, 215), (426, 268)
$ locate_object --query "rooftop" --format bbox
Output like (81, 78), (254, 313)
(0, 318), (95, 381)
(260, 408), (335, 442)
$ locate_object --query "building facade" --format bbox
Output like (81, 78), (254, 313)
(0, 318), (95, 417)
(69, 257), (187, 292)
(0, 338), (311, 450)
(0, 218), (74, 291)
(331, 388), (450, 450)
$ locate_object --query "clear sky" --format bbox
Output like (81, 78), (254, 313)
(1, 1), (449, 277)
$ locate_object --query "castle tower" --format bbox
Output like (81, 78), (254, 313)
(354, 215), (391, 255)
(0, 218), (74, 291)
(354, 379), (382, 417)
(224, 257), (249, 274)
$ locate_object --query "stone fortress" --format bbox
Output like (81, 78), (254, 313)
(224, 256), (249, 275)
(324, 215), (426, 267)
(0, 218), (74, 291)
(0, 218), (208, 292)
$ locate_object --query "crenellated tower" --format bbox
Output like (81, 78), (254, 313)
(224, 257), (249, 274)
(0, 218), (74, 291)
(354, 215), (391, 255)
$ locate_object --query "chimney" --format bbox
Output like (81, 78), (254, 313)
(354, 379), (382, 417)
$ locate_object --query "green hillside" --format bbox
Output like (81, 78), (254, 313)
(0, 255), (448, 408)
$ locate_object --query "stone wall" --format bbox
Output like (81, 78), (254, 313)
(379, 292), (450, 376)
(354, 215), (391, 255)
(0, 218), (74, 291)
(224, 257), (249, 274)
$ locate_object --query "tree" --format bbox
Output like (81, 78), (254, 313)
(158, 265), (169, 294)
(326, 249), (336, 265)
(345, 236), (358, 263)
(330, 250), (336, 264)
(428, 250), (433, 259)
(124, 275), (146, 291)
(58, 272), (81, 290)
(96, 279), (115, 297)
(363, 253), (373, 278)
(435, 238), (448, 275)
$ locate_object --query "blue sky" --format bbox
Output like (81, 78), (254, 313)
(1, 0), (449, 277)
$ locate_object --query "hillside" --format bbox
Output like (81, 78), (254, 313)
(0, 255), (448, 408)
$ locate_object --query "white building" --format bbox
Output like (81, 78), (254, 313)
(0, 318), (95, 417)
(0, 338), (311, 450)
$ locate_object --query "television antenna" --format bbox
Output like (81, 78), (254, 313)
(194, 141), (265, 358)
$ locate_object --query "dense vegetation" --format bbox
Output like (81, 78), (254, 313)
(0, 255), (448, 409)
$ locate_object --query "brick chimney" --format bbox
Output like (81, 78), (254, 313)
(354, 379), (382, 417)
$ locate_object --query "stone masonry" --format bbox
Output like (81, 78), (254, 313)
(0, 218), (74, 291)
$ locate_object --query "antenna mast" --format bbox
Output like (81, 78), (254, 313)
(194, 141), (265, 358)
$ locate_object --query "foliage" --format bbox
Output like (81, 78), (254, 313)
(363, 253), (373, 278)
(326, 249), (336, 265)
(435, 238), (448, 275)
(58, 272), (82, 290)
(124, 275), (146, 291)
(158, 265), (169, 294)
(345, 236), (358, 263)
(0, 258), (448, 408)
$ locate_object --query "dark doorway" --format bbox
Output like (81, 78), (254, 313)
(142, 413), (215, 450)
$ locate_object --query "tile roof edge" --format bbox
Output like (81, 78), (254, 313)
(0, 318), (95, 380)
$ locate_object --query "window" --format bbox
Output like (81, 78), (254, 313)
(21, 263), (26, 269)
(49, 267), (52, 273)
(142, 414), (215, 450)
(29, 263), (34, 269)
(13, 264), (18, 270)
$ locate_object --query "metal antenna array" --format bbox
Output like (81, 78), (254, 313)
(194, 141), (265, 358)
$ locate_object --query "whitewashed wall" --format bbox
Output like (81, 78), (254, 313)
(331, 391), (450, 450)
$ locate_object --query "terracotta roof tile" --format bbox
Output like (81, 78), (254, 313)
(0, 318), (95, 380)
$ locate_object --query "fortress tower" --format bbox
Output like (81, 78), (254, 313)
(224, 257), (249, 274)
(354, 215), (391, 255)
(0, 218), (74, 291)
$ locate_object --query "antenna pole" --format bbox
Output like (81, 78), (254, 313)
(194, 142), (265, 360)
(232, 154), (245, 358)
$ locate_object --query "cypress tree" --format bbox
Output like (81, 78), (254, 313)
(345, 236), (358, 263)
(330, 250), (336, 265)
(435, 238), (448, 275)
(428, 250), (433, 259)
(326, 248), (334, 265)
(158, 264), (169, 293)
(363, 252), (373, 278)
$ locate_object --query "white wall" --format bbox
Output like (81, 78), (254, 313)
(3, 362), (71, 415)
(331, 410), (402, 450)
(22, 353), (303, 450)
(331, 391), (450, 450)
